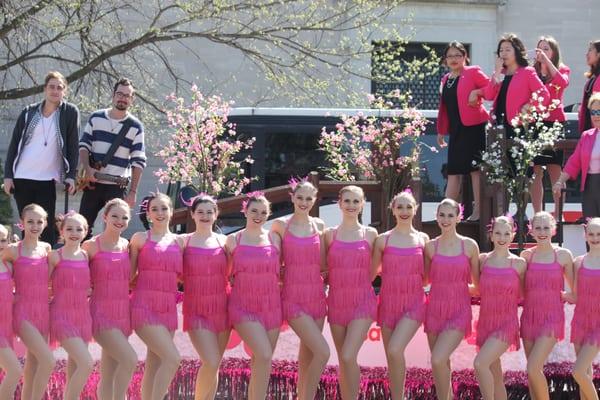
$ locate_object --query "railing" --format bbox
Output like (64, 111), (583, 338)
(171, 171), (423, 233)
(170, 133), (577, 245)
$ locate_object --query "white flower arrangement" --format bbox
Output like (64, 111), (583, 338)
(479, 94), (563, 245)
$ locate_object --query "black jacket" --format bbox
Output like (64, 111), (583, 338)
(4, 100), (80, 180)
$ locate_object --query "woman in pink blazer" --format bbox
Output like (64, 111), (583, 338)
(579, 40), (600, 133)
(437, 41), (490, 221)
(554, 93), (600, 218)
(484, 34), (550, 138)
(530, 36), (570, 215)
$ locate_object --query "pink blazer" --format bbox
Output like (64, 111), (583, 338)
(436, 65), (490, 135)
(578, 75), (600, 133)
(543, 64), (570, 122)
(563, 128), (599, 191)
(484, 66), (550, 125)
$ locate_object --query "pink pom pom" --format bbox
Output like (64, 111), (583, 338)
(241, 190), (265, 213)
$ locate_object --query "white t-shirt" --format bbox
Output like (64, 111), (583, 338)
(14, 113), (61, 181)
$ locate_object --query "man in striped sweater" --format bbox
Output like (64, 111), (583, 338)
(78, 78), (146, 238)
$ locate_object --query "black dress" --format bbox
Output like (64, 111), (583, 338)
(442, 75), (486, 175)
(495, 75), (514, 138)
(582, 75), (598, 132)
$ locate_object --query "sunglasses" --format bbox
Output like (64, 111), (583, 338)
(591, 109), (600, 117)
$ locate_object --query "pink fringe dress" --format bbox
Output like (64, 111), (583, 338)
(183, 235), (229, 333)
(520, 249), (564, 341)
(131, 232), (183, 332)
(377, 236), (426, 329)
(228, 232), (282, 330)
(476, 261), (521, 351)
(89, 236), (131, 336)
(0, 269), (13, 348)
(425, 239), (472, 337)
(571, 258), (600, 346)
(281, 219), (327, 322)
(49, 251), (92, 345)
(12, 242), (49, 338)
(327, 228), (377, 326)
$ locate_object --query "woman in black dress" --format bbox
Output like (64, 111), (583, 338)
(436, 41), (490, 221)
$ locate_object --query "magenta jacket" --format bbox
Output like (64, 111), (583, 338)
(484, 66), (550, 125)
(543, 64), (570, 122)
(563, 128), (599, 191)
(578, 75), (600, 133)
(436, 65), (490, 135)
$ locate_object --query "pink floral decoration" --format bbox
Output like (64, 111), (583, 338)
(155, 86), (256, 197)
(9, 358), (591, 399)
(288, 175), (309, 192)
(241, 190), (266, 213)
(180, 192), (217, 208)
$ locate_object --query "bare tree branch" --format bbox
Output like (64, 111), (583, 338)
(0, 0), (57, 39)
(0, 0), (422, 108)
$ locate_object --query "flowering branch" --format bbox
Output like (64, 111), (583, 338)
(319, 91), (431, 183)
(155, 85), (256, 197)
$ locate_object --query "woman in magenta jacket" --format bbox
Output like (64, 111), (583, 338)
(554, 93), (600, 218)
(436, 41), (490, 221)
(530, 36), (570, 215)
(484, 34), (550, 138)
(579, 40), (600, 134)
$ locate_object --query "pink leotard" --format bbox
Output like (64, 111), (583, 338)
(571, 257), (600, 346)
(12, 242), (49, 337)
(476, 259), (521, 351)
(424, 239), (472, 337)
(281, 219), (327, 322)
(89, 236), (131, 336)
(49, 250), (92, 345)
(183, 235), (229, 333)
(130, 232), (183, 332)
(327, 227), (377, 326)
(228, 232), (282, 330)
(377, 234), (426, 329)
(0, 269), (13, 348)
(520, 248), (564, 341)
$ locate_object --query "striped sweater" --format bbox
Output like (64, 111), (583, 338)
(79, 109), (146, 180)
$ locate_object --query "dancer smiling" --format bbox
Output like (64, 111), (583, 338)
(182, 194), (230, 400)
(3, 204), (54, 400)
(520, 211), (573, 400)
(424, 198), (479, 400)
(570, 217), (600, 400)
(48, 212), (94, 400)
(372, 190), (428, 400)
(474, 216), (525, 400)
(226, 192), (282, 400)
(82, 198), (137, 400)
(271, 179), (328, 400)
(130, 193), (183, 400)
(324, 185), (377, 400)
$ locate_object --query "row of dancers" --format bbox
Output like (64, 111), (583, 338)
(0, 181), (598, 400)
